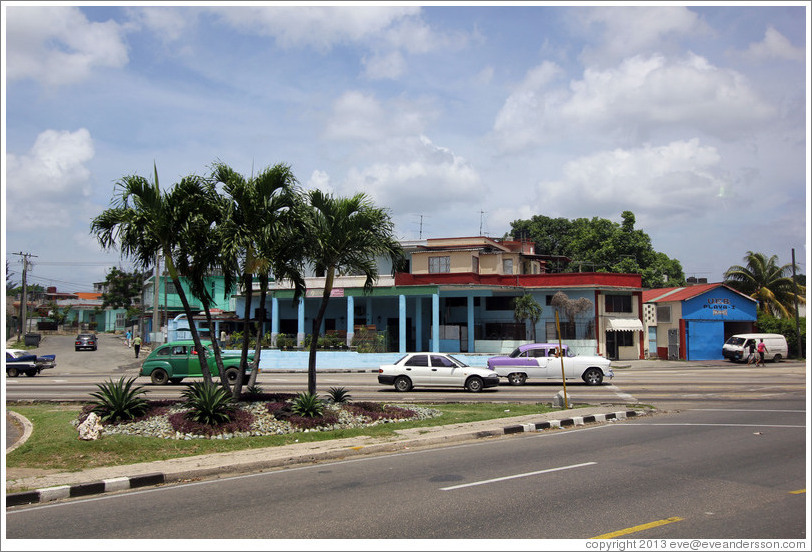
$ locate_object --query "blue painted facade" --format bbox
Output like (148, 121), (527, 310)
(682, 287), (757, 360)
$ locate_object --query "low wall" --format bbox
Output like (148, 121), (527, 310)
(253, 350), (490, 370)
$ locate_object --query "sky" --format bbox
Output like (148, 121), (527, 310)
(2, 2), (809, 295)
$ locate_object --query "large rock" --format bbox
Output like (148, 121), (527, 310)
(77, 412), (104, 441)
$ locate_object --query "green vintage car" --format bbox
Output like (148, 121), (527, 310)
(140, 340), (255, 385)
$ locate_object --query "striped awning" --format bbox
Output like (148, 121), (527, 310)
(606, 318), (644, 332)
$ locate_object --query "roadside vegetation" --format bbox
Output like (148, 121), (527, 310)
(6, 399), (561, 474)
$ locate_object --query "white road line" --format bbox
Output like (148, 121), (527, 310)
(690, 408), (806, 413)
(440, 461), (597, 491)
(606, 384), (637, 403)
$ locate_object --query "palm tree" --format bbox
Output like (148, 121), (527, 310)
(724, 251), (806, 317)
(302, 191), (404, 395)
(512, 294), (542, 342)
(211, 162), (306, 397)
(91, 164), (217, 384)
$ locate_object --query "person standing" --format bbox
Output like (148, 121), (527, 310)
(133, 334), (142, 359)
(745, 339), (756, 365)
(125, 329), (132, 348)
(756, 338), (768, 367)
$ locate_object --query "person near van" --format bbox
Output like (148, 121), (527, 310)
(746, 340), (756, 365)
(133, 335), (142, 359)
(756, 339), (768, 366)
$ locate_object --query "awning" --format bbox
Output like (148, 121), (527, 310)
(606, 318), (644, 332)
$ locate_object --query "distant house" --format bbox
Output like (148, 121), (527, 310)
(642, 283), (758, 361)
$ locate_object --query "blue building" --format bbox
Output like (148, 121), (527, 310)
(643, 283), (758, 361)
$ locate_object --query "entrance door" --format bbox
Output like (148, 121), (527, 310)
(606, 331), (618, 360)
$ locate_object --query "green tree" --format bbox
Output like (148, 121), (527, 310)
(512, 294), (542, 342)
(100, 267), (143, 310)
(301, 190), (404, 395)
(45, 301), (72, 326)
(91, 163), (217, 385)
(210, 162), (306, 397)
(724, 251), (806, 317)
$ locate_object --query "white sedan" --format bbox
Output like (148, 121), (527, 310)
(487, 343), (614, 386)
(378, 353), (500, 392)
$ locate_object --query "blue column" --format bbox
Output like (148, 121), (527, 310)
(415, 297), (423, 352)
(297, 299), (305, 348)
(271, 297), (279, 347)
(432, 293), (440, 352)
(346, 295), (355, 347)
(399, 294), (407, 353)
(467, 295), (475, 353)
(366, 297), (373, 325)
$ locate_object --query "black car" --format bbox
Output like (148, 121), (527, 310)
(75, 333), (98, 351)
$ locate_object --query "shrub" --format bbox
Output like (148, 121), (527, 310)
(168, 408), (254, 437)
(181, 381), (234, 426)
(344, 402), (417, 421)
(326, 386), (352, 403)
(89, 377), (149, 423)
(290, 392), (324, 418)
(289, 412), (339, 430)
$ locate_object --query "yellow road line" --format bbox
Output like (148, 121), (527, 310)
(789, 489), (805, 494)
(592, 517), (684, 539)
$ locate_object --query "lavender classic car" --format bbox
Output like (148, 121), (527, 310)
(5, 349), (56, 377)
(486, 343), (613, 386)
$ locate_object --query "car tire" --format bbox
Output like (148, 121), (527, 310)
(224, 367), (241, 386)
(582, 368), (603, 386)
(465, 376), (484, 393)
(507, 372), (527, 386)
(75, 347), (80, 352)
(169, 378), (184, 384)
(394, 376), (412, 392)
(7, 366), (19, 377)
(25, 371), (37, 377)
(773, 354), (782, 362)
(150, 368), (169, 385)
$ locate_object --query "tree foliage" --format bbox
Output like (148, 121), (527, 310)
(724, 251), (806, 318)
(512, 294), (542, 342)
(509, 211), (685, 288)
(100, 267), (143, 310)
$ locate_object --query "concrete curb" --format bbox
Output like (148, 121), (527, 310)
(5, 409), (645, 507)
(6, 411), (33, 454)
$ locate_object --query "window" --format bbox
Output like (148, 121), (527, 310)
(605, 295), (632, 313)
(156, 346), (172, 356)
(404, 354), (429, 366)
(503, 258), (514, 274)
(472, 256), (479, 273)
(656, 305), (671, 323)
(429, 256), (451, 273)
(546, 321), (576, 340)
(430, 355), (455, 367)
(615, 332), (634, 347)
(485, 296), (516, 310)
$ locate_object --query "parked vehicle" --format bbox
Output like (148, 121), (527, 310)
(722, 333), (788, 363)
(140, 340), (255, 385)
(487, 343), (613, 385)
(5, 349), (56, 377)
(75, 333), (98, 351)
(378, 353), (500, 392)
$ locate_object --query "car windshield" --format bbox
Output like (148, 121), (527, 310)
(508, 348), (523, 358)
(726, 337), (746, 346)
(443, 355), (468, 367)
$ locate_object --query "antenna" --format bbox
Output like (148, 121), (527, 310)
(479, 210), (487, 236)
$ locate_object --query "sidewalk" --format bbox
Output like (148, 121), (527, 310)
(6, 405), (652, 506)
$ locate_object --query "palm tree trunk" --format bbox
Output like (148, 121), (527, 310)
(247, 273), (268, 388)
(307, 267), (335, 395)
(231, 271), (253, 399)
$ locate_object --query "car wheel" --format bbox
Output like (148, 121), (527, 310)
(465, 376), (484, 393)
(75, 347), (80, 352)
(169, 378), (184, 384)
(150, 368), (169, 385)
(773, 354), (782, 362)
(25, 370), (37, 377)
(394, 376), (412, 392)
(582, 368), (603, 386)
(224, 367), (241, 386)
(507, 372), (527, 386)
(7, 366), (19, 377)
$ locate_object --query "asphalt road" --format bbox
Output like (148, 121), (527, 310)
(5, 398), (806, 540)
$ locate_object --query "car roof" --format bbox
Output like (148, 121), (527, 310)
(519, 343), (567, 351)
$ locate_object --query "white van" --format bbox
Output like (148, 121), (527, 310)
(722, 333), (788, 363)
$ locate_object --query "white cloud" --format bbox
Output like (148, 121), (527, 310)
(362, 50), (407, 80)
(323, 90), (436, 142)
(5, 6), (128, 86)
(742, 26), (805, 63)
(494, 53), (776, 152)
(124, 6), (194, 43)
(7, 129), (95, 199)
(532, 139), (725, 224)
(577, 6), (708, 67)
(209, 6), (419, 51)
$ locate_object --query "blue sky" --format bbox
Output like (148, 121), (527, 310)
(3, 3), (809, 293)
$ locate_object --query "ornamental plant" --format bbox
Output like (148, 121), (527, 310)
(89, 376), (149, 423)
(326, 386), (352, 403)
(290, 392), (324, 418)
(181, 380), (234, 426)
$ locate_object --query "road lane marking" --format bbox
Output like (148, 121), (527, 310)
(690, 408), (806, 413)
(789, 489), (805, 494)
(592, 516), (684, 539)
(606, 384), (637, 403)
(439, 462), (596, 491)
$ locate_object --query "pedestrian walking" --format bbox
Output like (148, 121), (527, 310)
(133, 335), (142, 359)
(745, 339), (756, 365)
(756, 338), (768, 366)
(125, 330), (132, 348)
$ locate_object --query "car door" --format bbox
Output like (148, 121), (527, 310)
(401, 354), (432, 386)
(429, 355), (463, 387)
(169, 345), (194, 377)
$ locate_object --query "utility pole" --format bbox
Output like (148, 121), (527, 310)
(791, 249), (802, 358)
(13, 252), (37, 341)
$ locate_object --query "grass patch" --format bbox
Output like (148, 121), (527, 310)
(7, 401), (556, 473)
